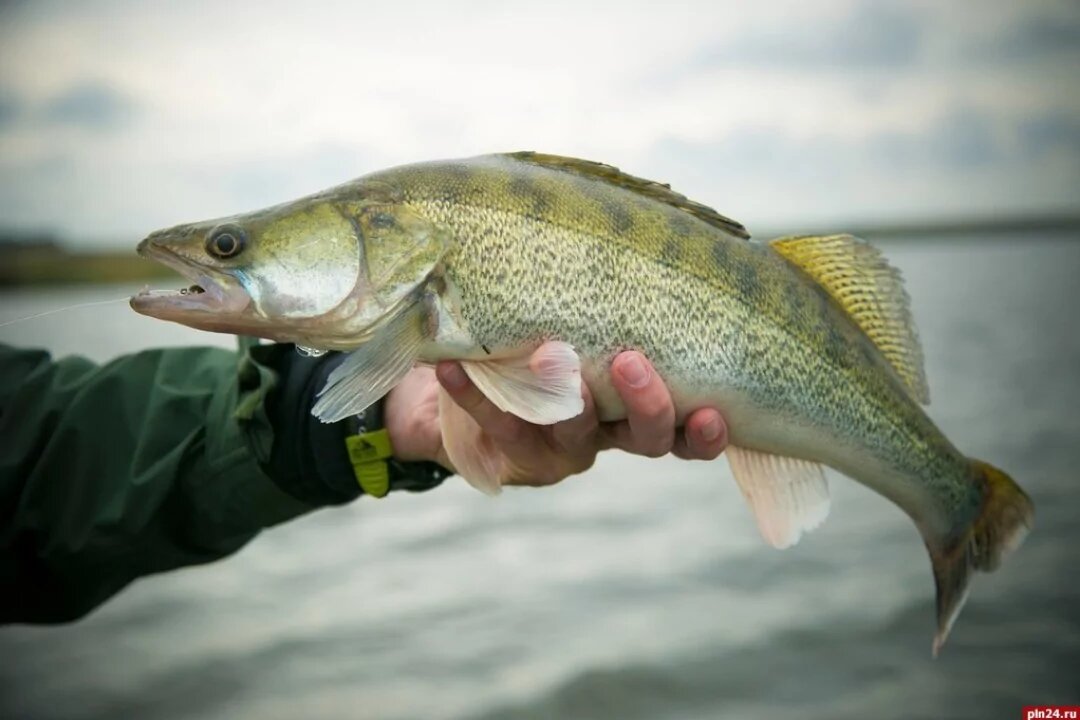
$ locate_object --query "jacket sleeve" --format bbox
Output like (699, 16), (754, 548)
(0, 342), (323, 623)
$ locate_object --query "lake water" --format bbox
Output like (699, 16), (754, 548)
(1, 234), (1078, 719)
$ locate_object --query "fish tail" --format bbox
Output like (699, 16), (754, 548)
(928, 459), (1034, 657)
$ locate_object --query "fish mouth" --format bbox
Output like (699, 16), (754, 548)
(130, 240), (251, 320)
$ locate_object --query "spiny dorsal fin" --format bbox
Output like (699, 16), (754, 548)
(505, 151), (750, 240)
(770, 234), (930, 404)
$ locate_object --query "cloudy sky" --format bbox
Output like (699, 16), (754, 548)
(0, 0), (1078, 247)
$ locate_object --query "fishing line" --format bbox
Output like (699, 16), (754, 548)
(0, 295), (137, 328)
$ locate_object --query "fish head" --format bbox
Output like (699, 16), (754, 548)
(131, 180), (449, 347)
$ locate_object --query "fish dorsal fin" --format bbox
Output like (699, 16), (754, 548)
(770, 234), (930, 404)
(726, 446), (830, 549)
(505, 151), (750, 240)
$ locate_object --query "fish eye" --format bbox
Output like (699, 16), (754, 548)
(206, 226), (246, 259)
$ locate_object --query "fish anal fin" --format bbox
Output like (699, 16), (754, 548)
(505, 151), (750, 240)
(726, 445), (830, 549)
(461, 341), (584, 425)
(769, 234), (930, 404)
(437, 386), (504, 496)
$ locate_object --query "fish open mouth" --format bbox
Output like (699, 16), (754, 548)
(130, 242), (250, 318)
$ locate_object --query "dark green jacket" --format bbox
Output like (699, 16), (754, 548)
(0, 342), (447, 623)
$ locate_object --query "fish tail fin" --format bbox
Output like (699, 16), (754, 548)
(928, 459), (1033, 657)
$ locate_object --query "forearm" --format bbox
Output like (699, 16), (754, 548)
(0, 342), (448, 624)
(0, 343), (315, 622)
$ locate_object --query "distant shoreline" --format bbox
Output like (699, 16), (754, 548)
(2, 212), (1078, 286)
(754, 211), (1080, 241)
(0, 246), (179, 287)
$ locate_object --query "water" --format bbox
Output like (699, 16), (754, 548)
(1, 234), (1078, 719)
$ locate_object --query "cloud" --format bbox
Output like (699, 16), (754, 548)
(0, 81), (137, 136)
(918, 108), (999, 169)
(973, 7), (1080, 63)
(651, 108), (1005, 182)
(0, 140), (378, 243)
(1018, 113), (1080, 158)
(0, 0), (1077, 246)
(644, 105), (1080, 229)
(195, 143), (373, 215)
(0, 151), (75, 235)
(692, 2), (924, 71)
(0, 88), (20, 129)
(39, 81), (136, 131)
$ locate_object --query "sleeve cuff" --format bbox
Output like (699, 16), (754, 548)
(249, 343), (450, 507)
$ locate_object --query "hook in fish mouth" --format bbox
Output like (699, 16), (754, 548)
(129, 241), (250, 318)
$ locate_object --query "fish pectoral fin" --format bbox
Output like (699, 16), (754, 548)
(726, 445), (831, 549)
(437, 385), (504, 495)
(460, 341), (584, 425)
(311, 300), (427, 423)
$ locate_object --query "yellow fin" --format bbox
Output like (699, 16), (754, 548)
(505, 151), (750, 240)
(928, 459), (1033, 656)
(770, 234), (930, 404)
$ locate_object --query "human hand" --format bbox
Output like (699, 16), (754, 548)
(384, 348), (728, 488)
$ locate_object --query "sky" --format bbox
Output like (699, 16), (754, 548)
(0, 0), (1078, 247)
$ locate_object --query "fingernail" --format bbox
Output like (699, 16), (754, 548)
(618, 355), (649, 389)
(439, 363), (469, 390)
(701, 416), (722, 443)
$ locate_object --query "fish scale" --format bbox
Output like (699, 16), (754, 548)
(131, 151), (1033, 654)
(393, 160), (956, 484)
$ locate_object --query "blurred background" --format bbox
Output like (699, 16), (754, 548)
(1, 0), (1078, 718)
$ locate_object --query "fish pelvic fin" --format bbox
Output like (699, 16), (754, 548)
(460, 341), (584, 425)
(929, 459), (1034, 657)
(769, 234), (929, 404)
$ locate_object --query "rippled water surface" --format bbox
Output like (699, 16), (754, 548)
(2, 234), (1078, 719)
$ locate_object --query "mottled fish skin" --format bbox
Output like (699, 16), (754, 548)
(130, 151), (1032, 653)
(360, 154), (977, 536)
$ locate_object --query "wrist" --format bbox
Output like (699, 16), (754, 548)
(383, 368), (446, 465)
(350, 394), (452, 496)
(264, 346), (452, 502)
(263, 346), (363, 506)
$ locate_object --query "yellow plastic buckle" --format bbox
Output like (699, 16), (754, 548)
(345, 429), (393, 498)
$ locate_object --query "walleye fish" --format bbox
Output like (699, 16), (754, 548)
(131, 152), (1033, 654)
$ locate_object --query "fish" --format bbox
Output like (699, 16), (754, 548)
(130, 151), (1034, 654)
